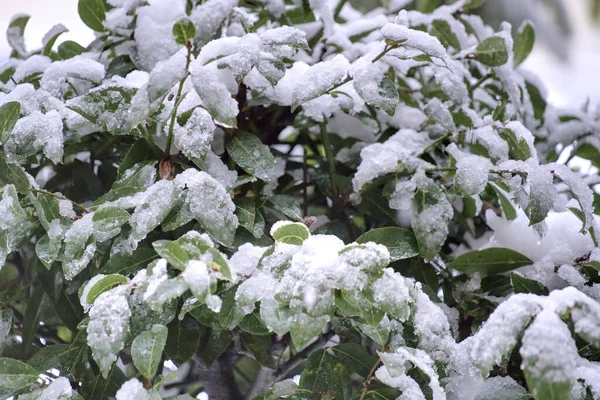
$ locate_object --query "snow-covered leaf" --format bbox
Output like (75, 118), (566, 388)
(291, 54), (350, 110)
(270, 221), (310, 245)
(411, 182), (453, 260)
(86, 274), (129, 305)
(42, 24), (68, 56)
(0, 358), (39, 399)
(92, 206), (130, 242)
(6, 14), (30, 57)
(0, 101), (20, 143)
(35, 233), (62, 269)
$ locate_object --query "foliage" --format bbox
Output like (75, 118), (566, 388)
(1, 0), (600, 399)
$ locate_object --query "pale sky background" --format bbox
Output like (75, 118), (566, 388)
(0, 0), (599, 108)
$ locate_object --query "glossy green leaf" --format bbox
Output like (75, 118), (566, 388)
(0, 156), (31, 191)
(78, 0), (106, 32)
(86, 274), (128, 304)
(36, 233), (62, 269)
(92, 206), (130, 241)
(131, 324), (168, 378)
(356, 227), (419, 261)
(514, 20), (535, 67)
(227, 131), (277, 183)
(0, 101), (20, 142)
(474, 36), (508, 67)
(449, 248), (533, 275)
(58, 40), (85, 59)
(510, 273), (549, 295)
(42, 24), (68, 56)
(431, 19), (461, 50)
(6, 14), (30, 55)
(165, 317), (201, 366)
(0, 358), (40, 398)
(101, 245), (158, 275)
(271, 222), (310, 245)
(499, 128), (531, 161)
(172, 18), (196, 45)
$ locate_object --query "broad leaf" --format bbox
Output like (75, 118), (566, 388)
(0, 101), (20, 142)
(86, 274), (129, 304)
(78, 0), (106, 32)
(172, 18), (196, 45)
(227, 131), (277, 183)
(513, 20), (535, 67)
(0, 358), (39, 398)
(356, 227), (419, 261)
(131, 324), (168, 378)
(474, 36), (508, 67)
(449, 248), (533, 275)
(270, 221), (310, 245)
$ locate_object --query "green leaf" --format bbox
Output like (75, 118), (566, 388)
(28, 344), (72, 372)
(42, 24), (69, 56)
(199, 328), (232, 366)
(58, 40), (86, 59)
(464, 0), (486, 10)
(92, 206), (130, 241)
(22, 287), (45, 358)
(165, 317), (201, 366)
(513, 20), (535, 67)
(267, 195), (303, 221)
(356, 227), (419, 261)
(6, 14), (30, 56)
(0, 156), (31, 191)
(101, 245), (158, 275)
(0, 358), (40, 398)
(449, 248), (533, 275)
(331, 343), (378, 376)
(78, 0), (106, 32)
(227, 131), (277, 183)
(499, 128), (531, 161)
(86, 274), (128, 304)
(415, 0), (442, 13)
(235, 198), (264, 238)
(239, 310), (270, 336)
(132, 324), (168, 378)
(152, 240), (189, 270)
(36, 233), (62, 269)
(411, 183), (452, 260)
(431, 19), (461, 50)
(172, 18), (196, 45)
(241, 334), (275, 368)
(474, 36), (508, 67)
(491, 184), (517, 220)
(256, 58), (286, 86)
(510, 273), (549, 295)
(300, 349), (352, 398)
(107, 54), (136, 78)
(290, 315), (328, 349)
(0, 101), (20, 143)
(271, 222), (310, 245)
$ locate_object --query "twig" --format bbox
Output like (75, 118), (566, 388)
(274, 329), (336, 381)
(29, 189), (90, 214)
(165, 41), (193, 156)
(320, 118), (338, 199)
(358, 356), (382, 400)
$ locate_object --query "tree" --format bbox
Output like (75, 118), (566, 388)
(1, 0), (600, 399)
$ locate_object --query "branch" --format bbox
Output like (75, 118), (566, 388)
(165, 41), (193, 156)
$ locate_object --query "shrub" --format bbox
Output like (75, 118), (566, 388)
(1, 0), (600, 399)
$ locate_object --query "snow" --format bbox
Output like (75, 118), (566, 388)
(12, 55), (51, 83)
(8, 110), (64, 164)
(147, 48), (187, 102)
(182, 260), (210, 301)
(87, 286), (131, 378)
(58, 199), (75, 218)
(190, 0), (238, 46)
(62, 213), (95, 280)
(40, 56), (105, 98)
(116, 378), (153, 400)
(173, 107), (215, 161)
(454, 154), (493, 196)
(291, 54), (350, 107)
(190, 64), (239, 127)
(381, 23), (446, 59)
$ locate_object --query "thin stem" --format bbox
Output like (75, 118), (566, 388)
(165, 44), (192, 156)
(358, 356), (382, 400)
(469, 73), (493, 94)
(275, 329), (335, 381)
(29, 189), (90, 214)
(320, 119), (338, 199)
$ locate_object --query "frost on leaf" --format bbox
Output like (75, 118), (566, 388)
(175, 169), (238, 246)
(7, 110), (64, 164)
(129, 179), (180, 248)
(182, 260), (211, 302)
(147, 48), (187, 102)
(372, 268), (411, 321)
(115, 378), (160, 400)
(520, 309), (578, 399)
(454, 154), (492, 196)
(381, 23), (446, 59)
(350, 55), (398, 116)
(87, 286), (131, 378)
(190, 64), (238, 128)
(470, 294), (541, 377)
(40, 56), (105, 99)
(174, 107), (215, 162)
(62, 213), (96, 280)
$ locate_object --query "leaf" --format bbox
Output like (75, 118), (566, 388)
(513, 20), (535, 67)
(241, 334), (275, 368)
(36, 233), (62, 269)
(415, 0), (442, 13)
(28, 344), (72, 372)
(411, 184), (452, 260)
(78, 0), (106, 32)
(300, 349), (352, 398)
(0, 156), (31, 191)
(86, 274), (129, 304)
(491, 184), (517, 220)
(58, 40), (86, 59)
(92, 206), (130, 241)
(42, 24), (68, 56)
(474, 36), (508, 67)
(165, 317), (201, 366)
(172, 18), (196, 45)
(152, 241), (189, 270)
(235, 198), (264, 238)
(227, 131), (276, 183)
(464, 0), (486, 10)
(256, 58), (286, 86)
(449, 248), (533, 275)
(239, 310), (270, 336)
(431, 19), (461, 50)
(331, 343), (378, 376)
(510, 273), (549, 296)
(499, 128), (531, 161)
(132, 324), (168, 378)
(199, 328), (232, 366)
(0, 101), (20, 143)
(22, 286), (45, 358)
(101, 245), (157, 275)
(267, 195), (303, 221)
(356, 227), (419, 261)
(6, 14), (30, 56)
(271, 222), (310, 245)
(0, 358), (40, 398)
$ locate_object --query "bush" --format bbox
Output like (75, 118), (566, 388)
(1, 0), (600, 399)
